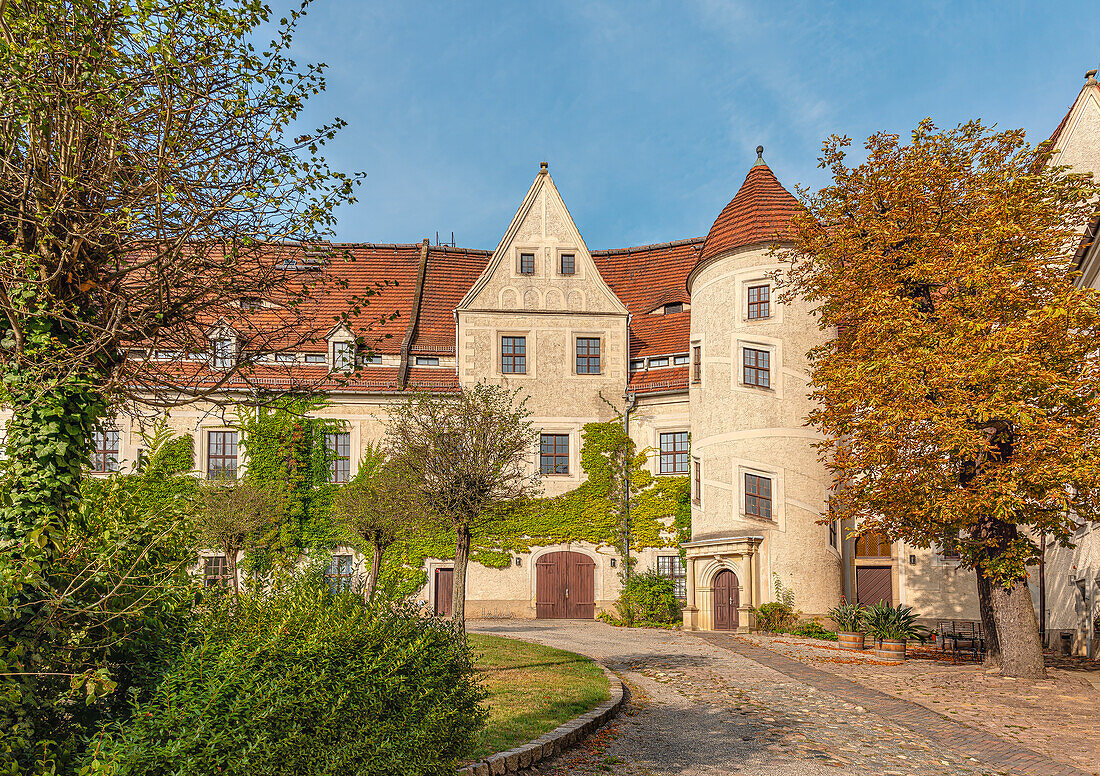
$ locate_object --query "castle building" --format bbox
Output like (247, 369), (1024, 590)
(80, 71), (1099, 636)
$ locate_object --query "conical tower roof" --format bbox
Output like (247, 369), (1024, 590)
(699, 147), (801, 262)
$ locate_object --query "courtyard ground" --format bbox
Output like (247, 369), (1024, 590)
(468, 619), (1098, 776)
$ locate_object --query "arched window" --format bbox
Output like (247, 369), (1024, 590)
(855, 531), (892, 558)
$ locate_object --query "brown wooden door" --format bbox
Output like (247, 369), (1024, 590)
(713, 569), (739, 630)
(536, 551), (595, 619)
(434, 567), (453, 617)
(856, 566), (892, 607)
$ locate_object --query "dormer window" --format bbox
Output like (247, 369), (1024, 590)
(332, 341), (355, 372)
(673, 354), (689, 365)
(630, 359), (645, 370)
(240, 297), (264, 311)
(648, 357), (669, 368)
(304, 353), (326, 364)
(211, 335), (235, 370)
(416, 356), (440, 366)
(359, 353), (383, 366)
(664, 302), (684, 315)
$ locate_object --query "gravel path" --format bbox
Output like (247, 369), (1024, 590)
(468, 620), (1018, 776)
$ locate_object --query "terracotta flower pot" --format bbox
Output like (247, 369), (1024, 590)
(837, 631), (865, 651)
(875, 638), (906, 662)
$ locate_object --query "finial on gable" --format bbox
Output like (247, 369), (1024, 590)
(753, 145), (766, 167)
(540, 161), (548, 174)
(1087, 69), (1098, 85)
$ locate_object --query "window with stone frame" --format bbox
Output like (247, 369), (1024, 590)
(744, 472), (772, 519)
(575, 337), (601, 374)
(939, 532), (962, 560)
(855, 531), (892, 558)
(657, 555), (687, 600)
(560, 253), (575, 275)
(326, 432), (351, 483)
(747, 284), (771, 319)
(540, 433), (570, 475)
(743, 347), (770, 388)
(501, 335), (527, 374)
(519, 252), (535, 275)
(90, 428), (120, 473)
(325, 554), (355, 592)
(692, 344), (702, 383)
(829, 520), (839, 549)
(206, 430), (238, 480)
(692, 459), (702, 505)
(203, 555), (231, 588)
(659, 431), (689, 475)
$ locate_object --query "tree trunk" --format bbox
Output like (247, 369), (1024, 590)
(452, 522), (471, 630)
(975, 567), (1001, 668)
(365, 543), (382, 602)
(989, 576), (1046, 679)
(226, 544), (241, 595)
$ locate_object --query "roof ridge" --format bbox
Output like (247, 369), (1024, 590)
(591, 236), (706, 256)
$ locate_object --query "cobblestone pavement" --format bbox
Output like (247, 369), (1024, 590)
(468, 620), (1089, 776)
(729, 632), (1100, 776)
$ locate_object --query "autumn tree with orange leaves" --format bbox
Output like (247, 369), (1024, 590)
(783, 120), (1100, 678)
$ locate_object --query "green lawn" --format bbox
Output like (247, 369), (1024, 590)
(468, 634), (610, 759)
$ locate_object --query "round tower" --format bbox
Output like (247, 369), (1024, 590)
(681, 149), (841, 631)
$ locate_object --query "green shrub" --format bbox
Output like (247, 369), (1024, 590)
(791, 620), (839, 641)
(827, 600), (866, 632)
(86, 582), (486, 776)
(862, 601), (922, 641)
(613, 570), (681, 625)
(752, 601), (797, 633)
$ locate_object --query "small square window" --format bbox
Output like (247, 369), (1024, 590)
(560, 254), (575, 275)
(540, 433), (569, 475)
(747, 285), (771, 319)
(332, 341), (355, 372)
(743, 347), (770, 388)
(659, 432), (689, 475)
(656, 555), (687, 600)
(325, 554), (355, 592)
(326, 432), (351, 483)
(502, 335), (526, 374)
(519, 253), (535, 275)
(576, 337), (601, 374)
(207, 430), (238, 480)
(203, 555), (230, 588)
(745, 473), (772, 520)
(91, 429), (120, 473)
(415, 356), (440, 366)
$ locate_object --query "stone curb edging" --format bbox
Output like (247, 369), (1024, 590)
(458, 666), (625, 776)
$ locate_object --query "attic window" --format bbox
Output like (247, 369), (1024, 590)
(673, 354), (689, 365)
(240, 297), (264, 310)
(304, 353), (326, 364)
(415, 356), (440, 366)
(332, 341), (355, 372)
(630, 360), (645, 370)
(210, 336), (235, 370)
(664, 302), (684, 315)
(649, 357), (669, 368)
(275, 353), (295, 363)
(359, 353), (383, 365)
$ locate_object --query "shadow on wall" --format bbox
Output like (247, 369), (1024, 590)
(903, 558), (980, 622)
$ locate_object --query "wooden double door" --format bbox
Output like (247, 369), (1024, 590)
(536, 551), (595, 619)
(713, 569), (740, 630)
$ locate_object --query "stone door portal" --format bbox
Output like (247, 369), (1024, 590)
(713, 569), (739, 630)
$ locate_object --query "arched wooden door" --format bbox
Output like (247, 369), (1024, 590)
(713, 569), (739, 630)
(536, 551), (595, 619)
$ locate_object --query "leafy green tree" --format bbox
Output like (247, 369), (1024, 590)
(386, 384), (539, 627)
(783, 120), (1100, 678)
(197, 479), (283, 594)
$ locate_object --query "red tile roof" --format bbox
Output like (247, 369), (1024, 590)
(627, 365), (689, 394)
(592, 238), (702, 361)
(699, 161), (801, 262)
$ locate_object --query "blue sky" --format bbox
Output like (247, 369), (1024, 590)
(278, 1), (1099, 250)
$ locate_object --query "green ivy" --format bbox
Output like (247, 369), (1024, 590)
(233, 396), (346, 578)
(381, 419), (690, 589)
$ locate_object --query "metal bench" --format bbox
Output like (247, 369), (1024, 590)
(936, 620), (985, 663)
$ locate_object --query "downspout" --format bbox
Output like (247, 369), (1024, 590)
(622, 312), (635, 579)
(397, 238), (430, 389)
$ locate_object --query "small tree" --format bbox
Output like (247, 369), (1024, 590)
(197, 480), (282, 593)
(783, 120), (1100, 678)
(386, 384), (539, 626)
(332, 447), (424, 600)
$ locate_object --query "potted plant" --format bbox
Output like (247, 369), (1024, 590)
(827, 601), (866, 651)
(865, 602), (921, 662)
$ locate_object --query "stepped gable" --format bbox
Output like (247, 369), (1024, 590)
(698, 149), (802, 262)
